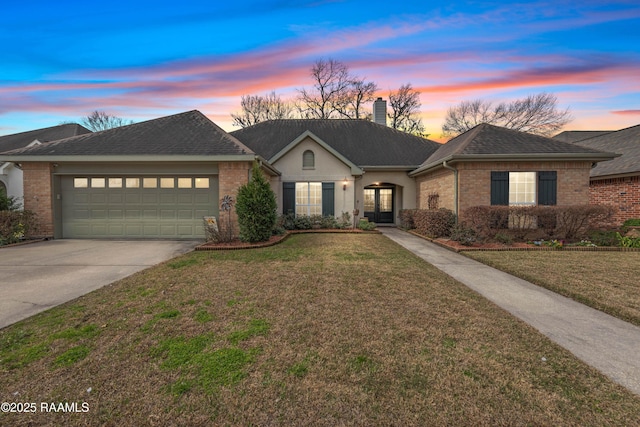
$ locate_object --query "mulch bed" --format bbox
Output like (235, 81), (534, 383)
(195, 229), (377, 251)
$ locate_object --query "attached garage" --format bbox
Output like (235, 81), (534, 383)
(0, 110), (278, 240)
(60, 175), (218, 238)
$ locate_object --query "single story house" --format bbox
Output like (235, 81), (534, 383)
(0, 124), (91, 201)
(555, 124), (640, 224)
(0, 109), (620, 240)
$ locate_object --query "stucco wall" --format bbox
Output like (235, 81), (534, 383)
(0, 163), (24, 201)
(590, 176), (640, 225)
(272, 137), (355, 217)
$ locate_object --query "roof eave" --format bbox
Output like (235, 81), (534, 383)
(0, 154), (261, 163)
(409, 153), (620, 177)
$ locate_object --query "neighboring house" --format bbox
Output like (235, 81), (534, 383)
(0, 109), (619, 240)
(0, 111), (276, 239)
(0, 124), (91, 201)
(556, 124), (640, 224)
(230, 119), (440, 224)
(409, 124), (618, 218)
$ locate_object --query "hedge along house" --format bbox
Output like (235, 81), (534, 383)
(0, 124), (91, 201)
(558, 124), (640, 225)
(409, 124), (619, 219)
(0, 110), (278, 239)
(231, 119), (440, 224)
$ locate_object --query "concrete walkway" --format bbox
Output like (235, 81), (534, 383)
(379, 227), (640, 396)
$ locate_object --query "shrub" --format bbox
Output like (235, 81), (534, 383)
(398, 209), (418, 230)
(450, 224), (477, 246)
(235, 163), (277, 243)
(357, 219), (376, 231)
(0, 210), (39, 245)
(0, 189), (21, 211)
(462, 205), (614, 242)
(337, 211), (352, 229)
(623, 218), (640, 227)
(616, 232), (640, 248)
(413, 209), (455, 238)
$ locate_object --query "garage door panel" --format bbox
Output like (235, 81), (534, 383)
(62, 176), (217, 239)
(91, 209), (107, 219)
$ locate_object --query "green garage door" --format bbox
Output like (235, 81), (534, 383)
(61, 176), (218, 238)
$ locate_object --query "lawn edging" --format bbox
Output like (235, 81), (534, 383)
(195, 229), (380, 251)
(406, 230), (640, 253)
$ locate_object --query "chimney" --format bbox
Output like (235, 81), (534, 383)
(373, 97), (387, 126)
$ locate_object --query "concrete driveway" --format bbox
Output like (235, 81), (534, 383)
(0, 239), (197, 329)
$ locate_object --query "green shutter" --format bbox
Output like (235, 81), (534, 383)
(322, 182), (335, 216)
(283, 182), (295, 215)
(538, 171), (557, 206)
(491, 172), (509, 205)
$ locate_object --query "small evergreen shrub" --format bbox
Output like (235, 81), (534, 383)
(413, 209), (455, 238)
(398, 209), (418, 229)
(450, 224), (477, 246)
(235, 163), (277, 243)
(357, 219), (376, 231)
(0, 210), (39, 246)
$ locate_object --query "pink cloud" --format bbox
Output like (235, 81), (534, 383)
(611, 110), (640, 116)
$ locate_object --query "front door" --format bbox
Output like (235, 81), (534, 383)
(364, 187), (394, 223)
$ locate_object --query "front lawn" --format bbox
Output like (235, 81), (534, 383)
(1, 234), (638, 426)
(465, 251), (640, 326)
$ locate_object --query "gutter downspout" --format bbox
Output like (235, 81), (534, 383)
(442, 160), (458, 223)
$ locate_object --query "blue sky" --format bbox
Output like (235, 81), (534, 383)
(1, 0), (639, 141)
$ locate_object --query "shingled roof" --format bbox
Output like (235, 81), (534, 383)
(570, 124), (640, 178)
(552, 130), (613, 143)
(0, 123), (91, 153)
(1, 110), (254, 158)
(231, 119), (440, 168)
(411, 123), (617, 176)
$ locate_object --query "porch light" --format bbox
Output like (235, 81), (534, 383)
(343, 178), (348, 191)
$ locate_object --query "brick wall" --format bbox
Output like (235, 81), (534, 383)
(415, 169), (455, 210)
(218, 161), (251, 236)
(415, 161), (593, 215)
(590, 176), (640, 225)
(21, 162), (54, 237)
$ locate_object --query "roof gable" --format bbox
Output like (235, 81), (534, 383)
(1, 111), (254, 158)
(411, 123), (618, 176)
(571, 124), (640, 178)
(231, 119), (440, 168)
(0, 124), (91, 153)
(270, 130), (363, 175)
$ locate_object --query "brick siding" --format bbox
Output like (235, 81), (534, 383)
(590, 176), (640, 225)
(218, 161), (252, 236)
(21, 162), (54, 237)
(416, 161), (593, 215)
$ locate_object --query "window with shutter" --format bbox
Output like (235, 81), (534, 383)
(302, 150), (315, 169)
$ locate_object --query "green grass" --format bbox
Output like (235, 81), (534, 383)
(0, 234), (638, 426)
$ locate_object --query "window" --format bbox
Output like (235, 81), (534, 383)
(74, 178), (88, 188)
(91, 178), (106, 188)
(302, 150), (315, 169)
(143, 178), (157, 188)
(109, 178), (123, 188)
(160, 178), (174, 188)
(178, 178), (192, 188)
(126, 178), (140, 188)
(295, 182), (322, 216)
(509, 172), (536, 205)
(194, 178), (209, 188)
(491, 171), (557, 206)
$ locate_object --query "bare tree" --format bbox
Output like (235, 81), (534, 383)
(442, 93), (572, 138)
(231, 92), (294, 127)
(81, 110), (133, 132)
(296, 58), (377, 120)
(388, 83), (426, 136)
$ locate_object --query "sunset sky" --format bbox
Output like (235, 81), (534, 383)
(1, 0), (639, 142)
